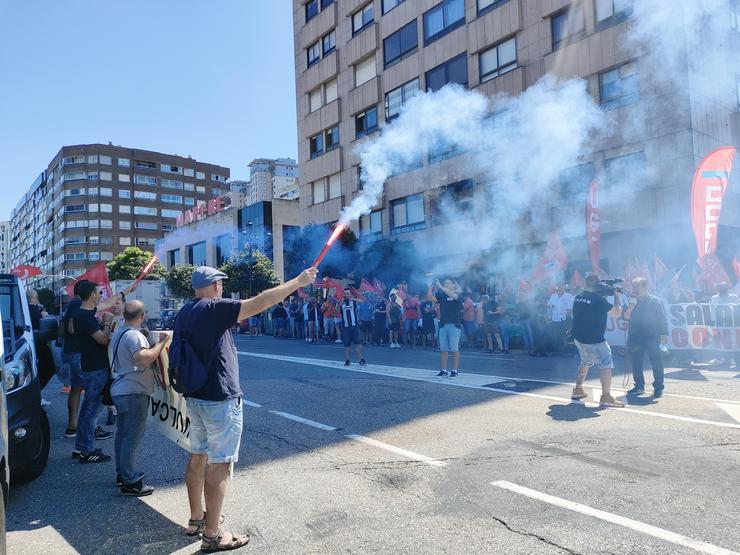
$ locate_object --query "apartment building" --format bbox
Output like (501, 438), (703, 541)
(293, 0), (740, 274)
(241, 158), (300, 205)
(9, 143), (230, 287)
(0, 221), (10, 273)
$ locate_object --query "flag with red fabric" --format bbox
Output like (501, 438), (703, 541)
(372, 278), (386, 295)
(530, 232), (568, 284)
(66, 262), (113, 299)
(654, 255), (669, 279)
(297, 287), (310, 300)
(696, 253), (731, 292)
(691, 147), (736, 258)
(349, 286), (364, 300)
(517, 278), (533, 294)
(569, 270), (586, 290)
(360, 278), (375, 293)
(732, 257), (740, 281)
(10, 265), (42, 280)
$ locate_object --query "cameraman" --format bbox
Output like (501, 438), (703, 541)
(570, 274), (625, 407)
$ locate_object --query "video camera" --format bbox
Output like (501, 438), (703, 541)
(597, 278), (623, 296)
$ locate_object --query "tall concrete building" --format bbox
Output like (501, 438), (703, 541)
(9, 144), (230, 288)
(0, 221), (10, 273)
(242, 158), (300, 205)
(292, 0), (740, 274)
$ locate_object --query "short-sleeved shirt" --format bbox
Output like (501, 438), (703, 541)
(435, 292), (463, 327)
(273, 306), (288, 319)
(420, 301), (435, 323)
(109, 326), (153, 396)
(403, 298), (420, 320)
(74, 307), (109, 371)
(572, 291), (612, 344)
(179, 298), (242, 401)
(62, 298), (83, 354)
(549, 293), (575, 322)
(359, 302), (374, 321)
(484, 301), (499, 323)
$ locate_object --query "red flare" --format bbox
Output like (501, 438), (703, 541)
(135, 256), (159, 283)
(312, 224), (346, 268)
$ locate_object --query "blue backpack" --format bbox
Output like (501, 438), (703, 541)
(169, 301), (221, 395)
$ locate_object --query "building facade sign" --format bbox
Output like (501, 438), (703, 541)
(176, 196), (226, 228)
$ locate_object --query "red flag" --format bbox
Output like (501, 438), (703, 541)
(585, 179), (600, 274)
(654, 255), (668, 278)
(66, 262), (112, 299)
(372, 278), (386, 295)
(569, 270), (586, 289)
(517, 278), (533, 294)
(531, 232), (568, 284)
(297, 287), (309, 300)
(10, 265), (42, 280)
(360, 278), (375, 293)
(732, 257), (740, 280)
(349, 286), (364, 300)
(668, 265), (686, 289)
(691, 147), (736, 258)
(696, 253), (731, 292)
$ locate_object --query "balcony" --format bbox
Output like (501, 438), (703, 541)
(468, 0), (521, 53)
(298, 0), (337, 50)
(345, 23), (377, 67)
(303, 98), (341, 139)
(347, 76), (379, 116)
(299, 49), (339, 94)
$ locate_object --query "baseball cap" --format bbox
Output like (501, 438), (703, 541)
(191, 266), (228, 289)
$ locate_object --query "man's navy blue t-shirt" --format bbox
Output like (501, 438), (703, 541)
(74, 307), (109, 371)
(181, 298), (242, 401)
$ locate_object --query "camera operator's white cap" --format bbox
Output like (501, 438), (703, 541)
(191, 266), (228, 289)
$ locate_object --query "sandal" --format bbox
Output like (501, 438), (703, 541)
(186, 512), (225, 537)
(201, 529), (250, 553)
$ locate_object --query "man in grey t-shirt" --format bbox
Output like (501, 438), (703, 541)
(110, 300), (169, 496)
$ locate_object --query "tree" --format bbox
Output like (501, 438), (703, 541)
(283, 223), (359, 279)
(355, 238), (419, 288)
(107, 246), (166, 281)
(166, 264), (195, 299)
(220, 250), (279, 298)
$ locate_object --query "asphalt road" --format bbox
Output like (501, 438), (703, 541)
(7, 336), (740, 554)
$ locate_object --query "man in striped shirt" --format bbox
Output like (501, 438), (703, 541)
(339, 287), (366, 367)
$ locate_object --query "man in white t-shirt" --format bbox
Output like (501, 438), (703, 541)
(709, 282), (739, 368)
(548, 284), (575, 354)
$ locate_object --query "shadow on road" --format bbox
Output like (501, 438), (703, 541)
(546, 403), (602, 422)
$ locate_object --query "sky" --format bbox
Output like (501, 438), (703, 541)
(0, 0), (298, 221)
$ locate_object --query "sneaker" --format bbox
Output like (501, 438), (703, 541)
(95, 426), (113, 441)
(627, 386), (645, 395)
(121, 479), (154, 497)
(437, 370), (448, 377)
(64, 428), (77, 439)
(449, 370), (458, 378)
(344, 360), (351, 366)
(359, 358), (367, 366)
(79, 449), (111, 464)
(72, 449), (81, 459)
(41, 398), (51, 407)
(106, 412), (117, 426)
(334, 339), (342, 344)
(571, 387), (588, 400)
(653, 388), (664, 398)
(599, 395), (625, 408)
(116, 473), (123, 487)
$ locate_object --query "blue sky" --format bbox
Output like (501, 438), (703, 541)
(0, 0), (298, 220)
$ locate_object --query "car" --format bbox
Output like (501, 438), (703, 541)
(159, 308), (178, 330)
(0, 318), (9, 552)
(0, 274), (52, 483)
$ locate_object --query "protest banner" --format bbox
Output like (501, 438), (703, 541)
(665, 303), (740, 351)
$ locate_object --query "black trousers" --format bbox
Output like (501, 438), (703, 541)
(630, 338), (664, 391)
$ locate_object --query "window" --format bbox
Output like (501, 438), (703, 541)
(119, 190), (131, 198)
(552, 6), (585, 50)
(134, 206), (157, 216)
(322, 30), (336, 56)
(118, 158), (131, 167)
(64, 204), (87, 213)
(604, 151), (646, 191)
(426, 53), (468, 91)
(63, 171), (86, 182)
(168, 249), (181, 267)
(196, 185), (206, 193)
(99, 155), (111, 165)
(312, 180), (326, 204)
(353, 3), (374, 35)
(600, 61), (639, 109)
(307, 40), (321, 67)
(429, 140), (464, 164)
(185, 197), (195, 205)
(355, 57), (376, 87)
(187, 241), (207, 266)
(306, 0), (318, 22)
(162, 194), (183, 204)
(100, 220), (113, 229)
(310, 133), (324, 159)
(65, 188), (86, 197)
(135, 221), (158, 230)
(196, 171), (206, 180)
(134, 175), (157, 186)
(100, 203), (112, 213)
(211, 174), (227, 182)
(479, 37), (517, 82)
(477, 0), (510, 15)
(161, 164), (182, 174)
(184, 168), (194, 177)
(325, 78), (338, 103)
(119, 237), (131, 246)
(87, 155), (98, 164)
(62, 155), (85, 166)
(119, 205), (131, 214)
(161, 178), (184, 189)
(119, 221), (131, 230)
(383, 0), (405, 14)
(328, 173), (341, 199)
(100, 171), (112, 181)
(321, 0), (333, 7)
(431, 179), (474, 223)
(424, 0), (465, 44)
(356, 165), (366, 190)
(119, 174), (130, 183)
(355, 107), (378, 138)
(325, 126), (340, 151)
(558, 162), (595, 202)
(161, 209), (181, 218)
(135, 160), (155, 168)
(215, 234), (231, 267)
(309, 88), (322, 113)
(391, 194), (425, 234)
(361, 211), (382, 235)
(184, 183), (194, 191)
(595, 0), (632, 25)
(134, 190), (157, 200)
(100, 187), (112, 196)
(384, 20), (418, 68)
(385, 79), (419, 120)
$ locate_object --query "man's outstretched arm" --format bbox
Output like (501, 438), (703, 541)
(238, 268), (318, 322)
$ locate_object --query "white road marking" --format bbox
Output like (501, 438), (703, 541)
(716, 402), (740, 424)
(346, 434), (446, 467)
(491, 481), (739, 555)
(238, 352), (740, 430)
(243, 399), (262, 407)
(268, 410), (337, 431)
(591, 388), (629, 405)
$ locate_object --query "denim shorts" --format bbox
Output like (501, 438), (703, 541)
(438, 323), (462, 352)
(62, 351), (83, 388)
(574, 340), (613, 369)
(186, 397), (243, 464)
(404, 319), (418, 333)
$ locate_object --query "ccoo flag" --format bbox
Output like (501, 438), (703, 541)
(66, 262), (113, 299)
(585, 179), (601, 274)
(691, 147), (736, 258)
(531, 232), (568, 284)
